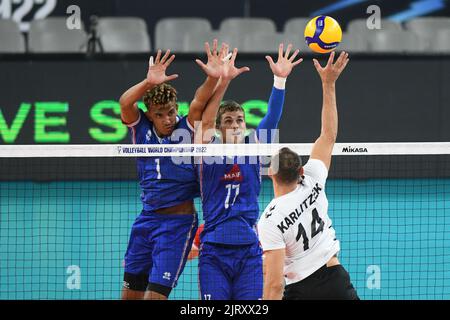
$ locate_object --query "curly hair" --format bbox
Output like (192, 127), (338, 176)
(143, 83), (178, 110)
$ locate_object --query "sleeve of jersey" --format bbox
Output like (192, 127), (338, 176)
(256, 87), (285, 143)
(123, 109), (148, 144)
(257, 218), (286, 251)
(303, 159), (328, 185)
(179, 116), (195, 133)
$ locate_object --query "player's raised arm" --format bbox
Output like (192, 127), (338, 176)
(197, 47), (250, 143)
(310, 51), (349, 170)
(257, 43), (303, 143)
(188, 40), (226, 127)
(119, 49), (178, 125)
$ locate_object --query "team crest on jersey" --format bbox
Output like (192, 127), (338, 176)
(221, 164), (243, 182)
(146, 129), (152, 142)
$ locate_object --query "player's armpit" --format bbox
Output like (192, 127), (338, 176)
(310, 135), (335, 171)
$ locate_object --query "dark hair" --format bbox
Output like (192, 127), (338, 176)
(143, 83), (178, 110)
(215, 100), (245, 128)
(271, 147), (303, 184)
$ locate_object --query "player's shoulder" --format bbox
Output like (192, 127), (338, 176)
(303, 158), (328, 183)
(261, 198), (283, 223)
(175, 115), (194, 132)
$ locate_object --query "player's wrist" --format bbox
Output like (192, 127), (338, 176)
(273, 75), (286, 90)
(322, 80), (336, 88)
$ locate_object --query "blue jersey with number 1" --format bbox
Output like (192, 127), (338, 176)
(126, 109), (199, 212)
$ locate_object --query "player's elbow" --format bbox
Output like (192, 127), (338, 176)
(119, 94), (129, 110)
(320, 130), (337, 143)
(264, 283), (284, 300)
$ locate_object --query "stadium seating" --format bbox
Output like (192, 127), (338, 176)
(367, 30), (422, 53)
(97, 17), (151, 52)
(432, 29), (450, 53)
(219, 17), (277, 35)
(406, 17), (450, 47)
(3, 15), (450, 54)
(283, 17), (311, 34)
(28, 18), (87, 53)
(347, 18), (403, 34)
(339, 32), (368, 53)
(0, 19), (25, 53)
(155, 18), (212, 51)
(241, 33), (307, 53)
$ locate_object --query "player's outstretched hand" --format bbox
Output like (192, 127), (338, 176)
(313, 51), (349, 85)
(195, 39), (229, 79)
(266, 43), (303, 78)
(146, 49), (179, 86)
(221, 47), (250, 81)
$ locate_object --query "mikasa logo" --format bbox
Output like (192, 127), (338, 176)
(342, 146), (368, 153)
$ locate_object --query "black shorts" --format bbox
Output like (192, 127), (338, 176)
(283, 264), (359, 300)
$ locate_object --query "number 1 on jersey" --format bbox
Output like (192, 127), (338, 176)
(224, 184), (240, 209)
(155, 159), (162, 179)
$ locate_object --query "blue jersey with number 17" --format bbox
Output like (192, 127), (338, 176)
(126, 109), (199, 212)
(199, 85), (285, 245)
(199, 132), (261, 245)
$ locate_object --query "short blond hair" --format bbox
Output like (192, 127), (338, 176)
(215, 100), (245, 128)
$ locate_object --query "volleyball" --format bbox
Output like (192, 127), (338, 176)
(304, 15), (342, 53)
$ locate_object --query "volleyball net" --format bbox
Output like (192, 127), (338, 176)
(0, 142), (449, 299)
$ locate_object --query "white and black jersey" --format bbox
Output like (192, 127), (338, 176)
(258, 159), (340, 286)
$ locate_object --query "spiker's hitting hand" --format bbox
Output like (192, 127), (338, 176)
(313, 51), (349, 85)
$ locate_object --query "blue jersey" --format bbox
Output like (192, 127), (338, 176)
(199, 132), (261, 245)
(198, 86), (285, 245)
(127, 109), (199, 212)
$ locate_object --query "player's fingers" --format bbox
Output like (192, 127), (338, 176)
(155, 49), (162, 64)
(292, 57), (303, 66)
(164, 54), (176, 67)
(335, 51), (346, 68)
(278, 43), (284, 61)
(265, 55), (275, 67)
(222, 43), (230, 60)
(149, 56), (154, 67)
(230, 48), (238, 64)
(222, 52), (233, 62)
(326, 51), (335, 67)
(212, 39), (218, 56)
(288, 49), (299, 62)
(340, 57), (350, 72)
(313, 58), (323, 71)
(195, 59), (208, 71)
(284, 43), (293, 59)
(237, 66), (250, 75)
(219, 42), (225, 59)
(160, 49), (171, 64)
(166, 74), (179, 82)
(204, 42), (212, 58)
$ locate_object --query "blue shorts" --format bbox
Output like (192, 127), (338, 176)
(199, 241), (263, 300)
(124, 211), (198, 292)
